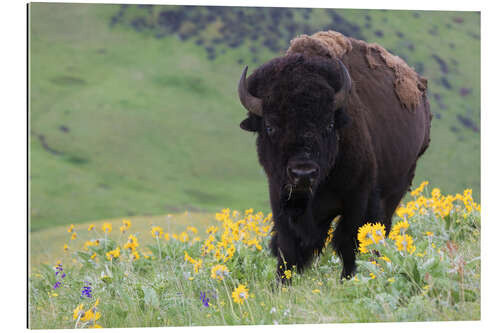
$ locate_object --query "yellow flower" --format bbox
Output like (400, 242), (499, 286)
(410, 180), (429, 196)
(184, 251), (202, 273)
(84, 240), (99, 250)
(224, 244), (236, 262)
(81, 309), (93, 321)
(193, 259), (202, 273)
(68, 224), (75, 233)
(122, 219), (131, 230)
(73, 303), (84, 320)
(387, 277), (395, 283)
(283, 270), (292, 280)
(425, 231), (434, 237)
(89, 324), (102, 328)
(371, 223), (386, 244)
(131, 251), (140, 261)
(312, 289), (320, 294)
(232, 284), (249, 304)
(389, 220), (410, 240)
(82, 298), (101, 322)
(101, 223), (112, 234)
(206, 226), (219, 234)
(179, 231), (189, 243)
(370, 272), (376, 279)
(395, 206), (408, 218)
(151, 226), (164, 238)
(124, 235), (139, 251)
(357, 222), (385, 253)
(210, 264), (229, 281)
(105, 247), (120, 260)
(90, 253), (97, 260)
(88, 224), (95, 231)
(380, 256), (391, 262)
(395, 234), (416, 254)
(214, 248), (223, 261)
(431, 188), (441, 199)
(70, 232), (77, 240)
(246, 238), (263, 251)
(184, 251), (193, 263)
(186, 226), (198, 234)
(101, 274), (111, 283)
(357, 223), (374, 245)
(63, 244), (69, 252)
(164, 233), (170, 241)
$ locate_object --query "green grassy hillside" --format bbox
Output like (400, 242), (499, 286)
(29, 4), (480, 231)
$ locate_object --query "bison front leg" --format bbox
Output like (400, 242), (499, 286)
(270, 227), (316, 284)
(332, 219), (358, 279)
(332, 191), (370, 280)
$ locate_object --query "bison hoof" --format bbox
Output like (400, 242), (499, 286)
(340, 266), (357, 281)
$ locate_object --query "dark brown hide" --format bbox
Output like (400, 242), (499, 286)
(238, 33), (431, 282)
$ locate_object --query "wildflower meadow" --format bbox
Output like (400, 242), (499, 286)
(28, 182), (480, 328)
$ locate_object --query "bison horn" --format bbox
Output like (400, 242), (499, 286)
(333, 60), (352, 110)
(238, 66), (263, 117)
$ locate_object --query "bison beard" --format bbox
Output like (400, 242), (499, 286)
(237, 31), (431, 282)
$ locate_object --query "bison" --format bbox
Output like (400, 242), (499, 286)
(237, 31), (432, 281)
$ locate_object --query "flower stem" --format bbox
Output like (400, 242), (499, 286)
(156, 237), (162, 261)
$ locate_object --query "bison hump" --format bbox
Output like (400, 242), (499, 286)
(286, 30), (426, 111)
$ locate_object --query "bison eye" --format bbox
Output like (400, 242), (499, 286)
(265, 125), (276, 136)
(326, 121), (335, 132)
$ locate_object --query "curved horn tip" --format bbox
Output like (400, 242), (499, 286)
(238, 65), (263, 117)
(240, 66), (249, 85)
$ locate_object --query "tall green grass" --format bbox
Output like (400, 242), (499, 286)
(28, 184), (480, 328)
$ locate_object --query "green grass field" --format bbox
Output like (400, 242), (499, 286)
(28, 184), (480, 328)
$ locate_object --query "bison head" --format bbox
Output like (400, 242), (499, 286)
(238, 55), (352, 215)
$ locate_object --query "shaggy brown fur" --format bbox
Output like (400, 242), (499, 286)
(287, 30), (426, 111)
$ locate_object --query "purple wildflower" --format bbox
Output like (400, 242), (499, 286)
(53, 264), (65, 288)
(81, 281), (92, 298)
(55, 263), (63, 276)
(199, 291), (209, 307)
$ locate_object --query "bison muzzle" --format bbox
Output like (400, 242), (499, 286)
(237, 31), (432, 282)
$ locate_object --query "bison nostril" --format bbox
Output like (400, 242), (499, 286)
(287, 160), (320, 185)
(288, 167), (318, 182)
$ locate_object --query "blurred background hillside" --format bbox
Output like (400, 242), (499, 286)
(29, 3), (480, 231)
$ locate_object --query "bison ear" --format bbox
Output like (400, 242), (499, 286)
(335, 107), (351, 130)
(240, 115), (261, 132)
